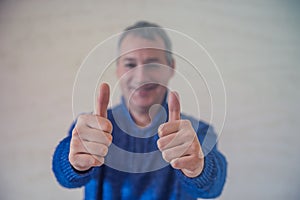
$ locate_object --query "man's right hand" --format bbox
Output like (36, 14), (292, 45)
(69, 83), (113, 171)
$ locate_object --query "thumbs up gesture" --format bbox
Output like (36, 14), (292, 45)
(69, 83), (113, 171)
(157, 92), (204, 178)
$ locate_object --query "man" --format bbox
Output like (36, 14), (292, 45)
(52, 21), (227, 199)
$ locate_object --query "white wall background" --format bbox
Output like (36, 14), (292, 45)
(0, 0), (299, 199)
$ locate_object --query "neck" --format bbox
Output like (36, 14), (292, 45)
(131, 112), (151, 127)
(123, 92), (168, 127)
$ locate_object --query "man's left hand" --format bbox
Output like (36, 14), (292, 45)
(157, 92), (204, 178)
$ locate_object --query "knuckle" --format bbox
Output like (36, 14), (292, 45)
(78, 114), (95, 127)
(71, 138), (80, 148)
(162, 151), (170, 162)
(99, 117), (112, 133)
(105, 134), (113, 145)
(159, 124), (165, 132)
(71, 128), (78, 137)
(108, 134), (113, 144)
(158, 123), (167, 136)
(189, 145), (196, 153)
(189, 143), (199, 153)
(102, 119), (113, 133)
(74, 122), (86, 136)
(182, 120), (191, 127)
(157, 139), (163, 150)
(78, 114), (88, 122)
(171, 159), (179, 168)
(99, 132), (110, 145)
(95, 157), (105, 166)
(183, 130), (196, 143)
(100, 145), (108, 156)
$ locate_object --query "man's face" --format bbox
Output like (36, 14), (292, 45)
(117, 34), (174, 112)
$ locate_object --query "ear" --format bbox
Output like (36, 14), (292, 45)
(169, 58), (175, 78)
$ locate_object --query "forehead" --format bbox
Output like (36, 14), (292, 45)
(119, 34), (166, 57)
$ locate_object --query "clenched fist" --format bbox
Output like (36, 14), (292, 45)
(157, 92), (204, 178)
(69, 83), (113, 171)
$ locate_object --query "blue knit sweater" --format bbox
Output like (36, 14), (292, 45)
(52, 98), (227, 199)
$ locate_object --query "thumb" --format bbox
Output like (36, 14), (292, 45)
(168, 91), (181, 121)
(96, 83), (110, 118)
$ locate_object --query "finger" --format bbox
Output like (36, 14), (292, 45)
(72, 133), (107, 157)
(81, 142), (109, 157)
(170, 155), (199, 170)
(71, 141), (108, 159)
(70, 153), (104, 171)
(86, 117), (113, 134)
(168, 91), (180, 121)
(171, 155), (204, 177)
(96, 83), (110, 118)
(91, 155), (105, 167)
(77, 128), (112, 146)
(157, 131), (184, 150)
(77, 114), (113, 133)
(157, 133), (177, 150)
(161, 144), (190, 162)
(158, 121), (180, 137)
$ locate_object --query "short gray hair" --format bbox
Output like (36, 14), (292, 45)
(118, 21), (173, 66)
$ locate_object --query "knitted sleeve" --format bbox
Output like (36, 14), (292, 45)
(52, 135), (97, 188)
(175, 148), (227, 198)
(175, 122), (227, 198)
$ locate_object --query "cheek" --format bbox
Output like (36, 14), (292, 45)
(156, 85), (168, 95)
(116, 66), (124, 79)
(119, 77), (129, 90)
(117, 68), (131, 84)
(152, 74), (171, 86)
(152, 67), (173, 83)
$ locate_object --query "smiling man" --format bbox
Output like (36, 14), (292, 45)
(52, 21), (227, 200)
(117, 33), (174, 126)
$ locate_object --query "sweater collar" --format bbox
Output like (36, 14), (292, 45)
(114, 92), (169, 138)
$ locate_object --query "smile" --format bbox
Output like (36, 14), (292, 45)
(130, 83), (159, 92)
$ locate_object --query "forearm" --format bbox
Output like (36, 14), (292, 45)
(52, 136), (95, 188)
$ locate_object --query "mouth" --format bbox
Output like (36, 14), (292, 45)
(130, 83), (159, 92)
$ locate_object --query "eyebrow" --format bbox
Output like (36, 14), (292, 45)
(144, 58), (160, 63)
(122, 57), (161, 64)
(123, 58), (136, 62)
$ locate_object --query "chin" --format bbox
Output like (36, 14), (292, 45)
(127, 96), (157, 111)
(131, 98), (154, 108)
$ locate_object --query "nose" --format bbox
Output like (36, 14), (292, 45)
(133, 65), (150, 85)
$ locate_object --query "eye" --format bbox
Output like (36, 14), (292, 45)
(125, 63), (136, 68)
